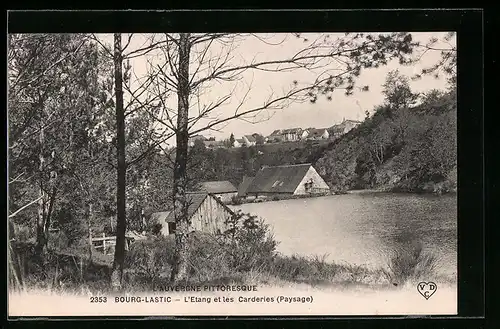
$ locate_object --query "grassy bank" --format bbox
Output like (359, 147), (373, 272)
(9, 226), (455, 295)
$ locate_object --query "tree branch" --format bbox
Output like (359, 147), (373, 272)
(9, 196), (43, 218)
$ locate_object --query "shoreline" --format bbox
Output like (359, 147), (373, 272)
(231, 188), (457, 206)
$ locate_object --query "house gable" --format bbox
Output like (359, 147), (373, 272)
(152, 193), (234, 235)
(293, 166), (330, 195)
(190, 193), (234, 234)
(238, 176), (255, 197)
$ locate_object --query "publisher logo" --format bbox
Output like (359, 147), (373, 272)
(417, 282), (437, 300)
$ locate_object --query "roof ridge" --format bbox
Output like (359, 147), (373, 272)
(261, 163), (311, 169)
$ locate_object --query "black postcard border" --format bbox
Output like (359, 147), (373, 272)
(4, 8), (486, 328)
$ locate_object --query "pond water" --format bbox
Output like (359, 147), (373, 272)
(231, 192), (457, 276)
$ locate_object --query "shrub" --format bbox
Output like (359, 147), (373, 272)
(218, 211), (278, 272)
(125, 236), (175, 286)
(230, 195), (243, 205)
(268, 254), (340, 283)
(383, 240), (437, 286)
(186, 232), (232, 282)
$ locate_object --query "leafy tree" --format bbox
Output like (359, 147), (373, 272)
(229, 133), (235, 147)
(382, 70), (419, 110)
(8, 34), (104, 256)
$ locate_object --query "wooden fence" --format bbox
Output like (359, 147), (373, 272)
(91, 233), (141, 255)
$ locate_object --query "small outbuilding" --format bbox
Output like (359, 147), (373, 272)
(150, 192), (235, 236)
(199, 180), (238, 203)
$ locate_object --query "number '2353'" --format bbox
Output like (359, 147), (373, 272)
(90, 296), (107, 303)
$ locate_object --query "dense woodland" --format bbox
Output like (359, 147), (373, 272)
(8, 32), (456, 290)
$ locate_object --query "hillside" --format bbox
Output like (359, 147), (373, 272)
(157, 89), (457, 198)
(315, 89), (457, 194)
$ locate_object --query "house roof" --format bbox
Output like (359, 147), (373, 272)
(151, 192), (235, 223)
(269, 129), (282, 136)
(200, 181), (237, 193)
(189, 134), (207, 141)
(244, 135), (256, 142)
(246, 163), (312, 194)
(308, 128), (328, 137)
(282, 128), (302, 134)
(150, 211), (174, 223)
(328, 125), (345, 134)
(237, 176), (255, 197)
(236, 138), (245, 143)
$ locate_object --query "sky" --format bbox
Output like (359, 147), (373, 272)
(98, 32), (455, 143)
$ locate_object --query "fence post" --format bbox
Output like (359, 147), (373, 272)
(102, 232), (106, 254)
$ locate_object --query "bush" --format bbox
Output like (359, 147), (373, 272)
(230, 195), (243, 205)
(383, 240), (437, 286)
(186, 232), (233, 282)
(125, 236), (175, 286)
(268, 254), (340, 283)
(218, 211), (278, 272)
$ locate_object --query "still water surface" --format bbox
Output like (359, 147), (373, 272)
(232, 193), (457, 275)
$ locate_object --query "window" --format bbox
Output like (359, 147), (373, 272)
(305, 179), (314, 193)
(168, 222), (176, 235)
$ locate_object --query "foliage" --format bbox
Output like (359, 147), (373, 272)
(383, 240), (438, 286)
(7, 32), (456, 287)
(125, 236), (175, 285)
(382, 69), (419, 110)
(315, 71), (457, 194)
(218, 211), (278, 272)
(229, 133), (235, 147)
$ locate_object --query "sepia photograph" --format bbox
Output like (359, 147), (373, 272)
(8, 27), (459, 317)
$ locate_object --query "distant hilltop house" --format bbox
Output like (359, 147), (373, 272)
(268, 129), (284, 143)
(252, 133), (268, 144)
(306, 128), (330, 140)
(281, 128), (306, 142)
(233, 135), (257, 148)
(328, 119), (361, 138)
(204, 140), (225, 149)
(242, 135), (257, 146)
(234, 138), (244, 148)
(238, 163), (330, 199)
(150, 192), (235, 236)
(199, 180), (238, 203)
(267, 128), (307, 143)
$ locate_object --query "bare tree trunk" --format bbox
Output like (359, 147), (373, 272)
(111, 33), (127, 290)
(87, 203), (93, 263)
(170, 33), (191, 283)
(35, 124), (46, 256)
(8, 221), (23, 289)
(43, 183), (58, 243)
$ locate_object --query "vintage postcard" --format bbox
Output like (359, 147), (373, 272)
(8, 30), (457, 317)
